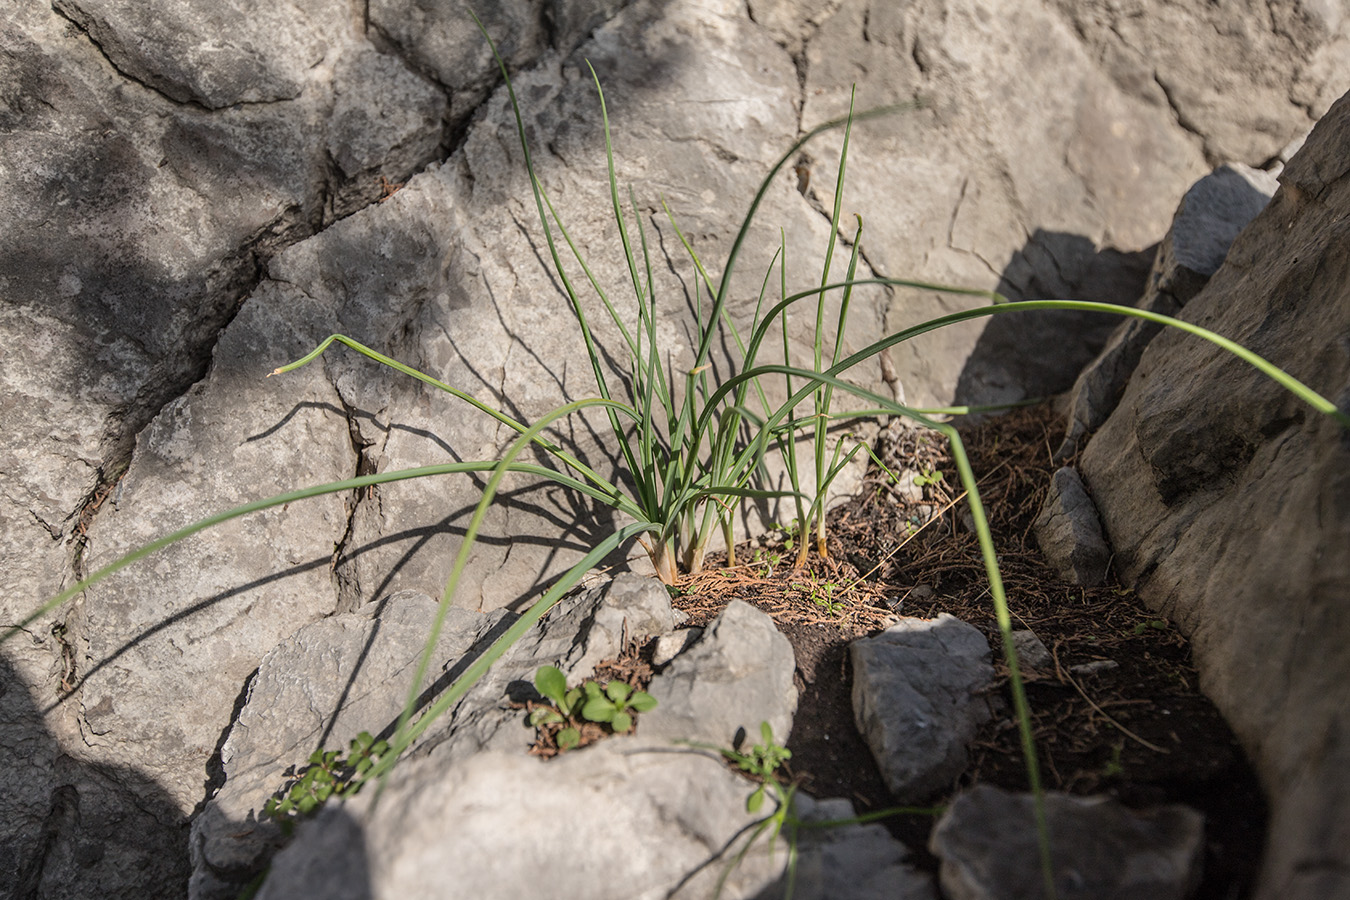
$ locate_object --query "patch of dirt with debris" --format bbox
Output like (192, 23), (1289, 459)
(668, 404), (1266, 900)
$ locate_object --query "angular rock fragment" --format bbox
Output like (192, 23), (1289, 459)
(1034, 467), (1111, 587)
(931, 784), (1204, 900)
(1010, 629), (1053, 670)
(765, 795), (937, 900)
(850, 614), (994, 801)
(643, 600), (797, 748)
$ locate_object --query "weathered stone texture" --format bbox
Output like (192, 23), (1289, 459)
(1081, 90), (1350, 900)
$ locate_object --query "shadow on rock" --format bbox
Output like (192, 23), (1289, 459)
(955, 229), (1154, 408)
(0, 651), (190, 898)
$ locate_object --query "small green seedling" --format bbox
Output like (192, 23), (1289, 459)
(1131, 618), (1169, 636)
(530, 665), (586, 750)
(1103, 741), (1126, 779)
(796, 579), (844, 617)
(529, 665), (656, 751)
(912, 465), (945, 489)
(262, 731), (389, 833)
(719, 721), (794, 814)
(752, 548), (783, 578)
(581, 679), (658, 733)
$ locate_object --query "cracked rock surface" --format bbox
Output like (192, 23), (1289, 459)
(4, 0), (1349, 896)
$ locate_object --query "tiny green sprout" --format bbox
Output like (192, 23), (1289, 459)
(530, 665), (586, 750)
(1103, 741), (1125, 778)
(719, 722), (793, 813)
(912, 465), (945, 489)
(796, 579), (844, 617)
(1131, 618), (1169, 636)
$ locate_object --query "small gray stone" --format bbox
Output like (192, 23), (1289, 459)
(1010, 630), (1053, 670)
(1070, 659), (1120, 677)
(850, 614), (994, 801)
(1034, 468), (1111, 587)
(931, 784), (1204, 900)
(652, 627), (704, 667)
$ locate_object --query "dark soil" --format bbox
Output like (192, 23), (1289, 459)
(666, 404), (1267, 900)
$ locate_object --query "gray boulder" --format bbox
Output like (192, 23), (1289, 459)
(256, 740), (785, 900)
(931, 784), (1204, 900)
(850, 613), (994, 800)
(1080, 89), (1350, 900)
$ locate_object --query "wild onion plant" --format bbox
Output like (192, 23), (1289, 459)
(10, 16), (1350, 899)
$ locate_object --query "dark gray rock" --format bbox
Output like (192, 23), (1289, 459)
(1056, 164), (1279, 460)
(930, 784), (1204, 900)
(1080, 89), (1350, 900)
(850, 614), (993, 800)
(1010, 629), (1053, 670)
(1033, 467), (1111, 587)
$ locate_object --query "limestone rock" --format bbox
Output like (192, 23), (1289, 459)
(189, 593), (512, 900)
(416, 573), (684, 764)
(931, 784), (1204, 900)
(247, 588), (799, 900)
(643, 600), (798, 748)
(1034, 467), (1111, 587)
(1057, 164), (1279, 459)
(1080, 90), (1350, 900)
(850, 614), (994, 801)
(50, 0), (339, 108)
(255, 740), (785, 900)
(6, 0), (1350, 895)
